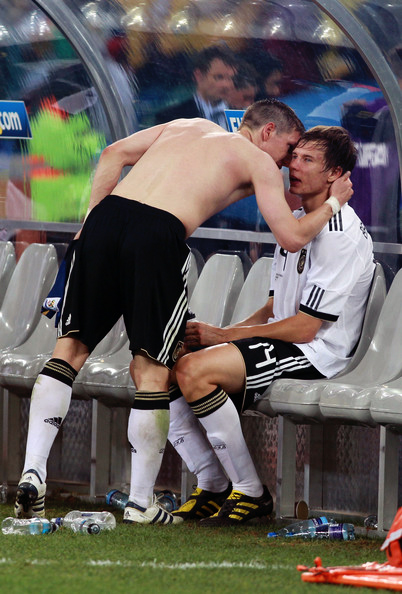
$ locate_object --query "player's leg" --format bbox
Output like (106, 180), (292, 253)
(175, 344), (273, 525)
(15, 337), (89, 518)
(123, 354), (183, 525)
(168, 385), (231, 521)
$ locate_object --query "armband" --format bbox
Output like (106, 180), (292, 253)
(325, 196), (341, 216)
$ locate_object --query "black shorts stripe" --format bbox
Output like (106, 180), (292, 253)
(231, 338), (324, 412)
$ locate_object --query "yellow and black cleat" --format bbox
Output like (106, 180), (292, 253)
(199, 485), (273, 526)
(173, 485), (232, 520)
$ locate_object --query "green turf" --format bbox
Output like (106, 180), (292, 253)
(0, 497), (386, 594)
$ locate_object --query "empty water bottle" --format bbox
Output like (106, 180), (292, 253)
(155, 490), (178, 512)
(106, 489), (129, 511)
(268, 516), (334, 539)
(2, 517), (57, 535)
(106, 489), (178, 512)
(53, 510), (116, 533)
(268, 517), (354, 540)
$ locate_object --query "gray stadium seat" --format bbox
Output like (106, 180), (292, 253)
(318, 265), (402, 424)
(0, 241), (16, 309)
(188, 249), (204, 299)
(0, 243), (58, 485)
(0, 243), (58, 351)
(230, 256), (273, 324)
(190, 252), (245, 326)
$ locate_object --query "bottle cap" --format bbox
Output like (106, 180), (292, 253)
(267, 532), (279, 538)
(106, 489), (119, 505)
(87, 523), (101, 535)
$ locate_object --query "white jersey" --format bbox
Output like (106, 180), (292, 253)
(269, 204), (375, 378)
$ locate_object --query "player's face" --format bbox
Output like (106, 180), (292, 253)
(288, 141), (331, 197)
(266, 129), (301, 169)
(195, 59), (236, 104)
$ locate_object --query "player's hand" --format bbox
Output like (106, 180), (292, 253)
(184, 321), (226, 348)
(330, 171), (353, 207)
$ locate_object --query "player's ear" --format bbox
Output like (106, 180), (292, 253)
(327, 165), (343, 182)
(262, 122), (275, 141)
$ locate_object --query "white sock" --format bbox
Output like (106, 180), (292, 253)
(128, 407), (170, 508)
(168, 396), (229, 492)
(23, 374), (72, 482)
(193, 392), (263, 497)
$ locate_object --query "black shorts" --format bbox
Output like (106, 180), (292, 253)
(58, 196), (191, 369)
(231, 337), (324, 413)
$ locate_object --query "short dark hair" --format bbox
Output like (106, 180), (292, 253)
(233, 61), (258, 91)
(194, 44), (238, 73)
(298, 125), (357, 173)
(239, 98), (305, 135)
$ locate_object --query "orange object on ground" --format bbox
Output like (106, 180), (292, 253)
(298, 507), (402, 590)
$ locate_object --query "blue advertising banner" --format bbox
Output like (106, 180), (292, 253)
(224, 109), (245, 133)
(0, 101), (32, 139)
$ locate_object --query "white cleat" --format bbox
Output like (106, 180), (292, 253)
(14, 469), (46, 518)
(123, 497), (183, 525)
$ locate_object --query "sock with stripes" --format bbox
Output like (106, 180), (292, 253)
(128, 391), (170, 508)
(189, 387), (263, 497)
(168, 395), (229, 492)
(23, 358), (77, 482)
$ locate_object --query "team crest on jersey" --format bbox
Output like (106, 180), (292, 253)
(172, 341), (184, 362)
(297, 248), (307, 274)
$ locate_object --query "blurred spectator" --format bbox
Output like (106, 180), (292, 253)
(227, 61), (258, 109)
(241, 47), (284, 100)
(155, 44), (237, 129)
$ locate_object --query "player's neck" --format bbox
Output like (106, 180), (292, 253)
(301, 189), (330, 213)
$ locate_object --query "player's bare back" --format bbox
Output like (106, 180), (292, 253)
(111, 118), (271, 238)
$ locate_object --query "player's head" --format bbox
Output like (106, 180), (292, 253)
(239, 98), (304, 136)
(289, 126), (357, 200)
(297, 125), (357, 174)
(239, 99), (304, 168)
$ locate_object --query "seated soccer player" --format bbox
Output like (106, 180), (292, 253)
(168, 126), (375, 526)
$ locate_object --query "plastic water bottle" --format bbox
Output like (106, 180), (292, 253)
(325, 523), (355, 540)
(155, 490), (178, 512)
(2, 517), (57, 535)
(268, 516), (333, 539)
(267, 517), (354, 540)
(106, 489), (128, 511)
(52, 510), (116, 533)
(106, 489), (178, 512)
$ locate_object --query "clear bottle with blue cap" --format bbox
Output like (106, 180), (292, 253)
(2, 517), (58, 535)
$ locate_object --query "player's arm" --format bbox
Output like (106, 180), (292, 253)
(185, 310), (322, 347)
(184, 297), (274, 347)
(253, 158), (352, 252)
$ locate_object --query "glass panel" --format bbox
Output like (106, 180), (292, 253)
(85, 0), (394, 250)
(2, 0), (401, 258)
(0, 0), (112, 226)
(337, 0), (402, 245)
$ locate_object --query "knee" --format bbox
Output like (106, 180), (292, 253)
(175, 353), (202, 398)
